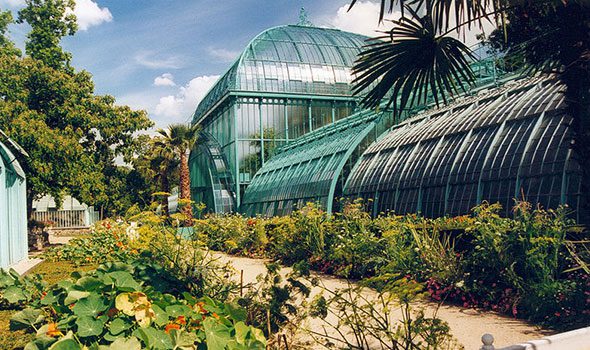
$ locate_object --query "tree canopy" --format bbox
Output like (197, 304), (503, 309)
(0, 1), (153, 216)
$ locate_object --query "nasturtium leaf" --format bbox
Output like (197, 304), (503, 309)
(114, 293), (135, 316)
(134, 305), (155, 328)
(102, 332), (119, 342)
(72, 294), (108, 317)
(24, 336), (56, 350)
(76, 316), (105, 338)
(108, 337), (141, 350)
(151, 304), (169, 327)
(75, 277), (103, 291)
(0, 271), (15, 288)
(40, 290), (61, 306)
(108, 318), (131, 335)
(169, 329), (198, 349)
(250, 327), (266, 344)
(10, 308), (44, 331)
(233, 322), (249, 345)
(164, 304), (192, 318)
(134, 327), (173, 350)
(224, 303), (246, 322)
(107, 271), (141, 291)
(57, 280), (74, 291)
(64, 290), (90, 305)
(47, 338), (81, 350)
(226, 341), (250, 350)
(203, 317), (231, 350)
(57, 315), (76, 329)
(3, 285), (27, 303)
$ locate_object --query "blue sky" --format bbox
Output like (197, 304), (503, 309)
(0, 0), (395, 127)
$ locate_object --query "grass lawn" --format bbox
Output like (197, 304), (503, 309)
(0, 261), (96, 350)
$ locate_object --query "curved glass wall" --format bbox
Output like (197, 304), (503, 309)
(189, 132), (236, 214)
(344, 77), (584, 221)
(241, 116), (379, 216)
(193, 25), (368, 121)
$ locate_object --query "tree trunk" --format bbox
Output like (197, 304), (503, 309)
(179, 149), (193, 225)
(160, 167), (170, 216)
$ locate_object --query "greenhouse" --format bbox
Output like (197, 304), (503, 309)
(189, 24), (369, 212)
(0, 133), (28, 269)
(190, 24), (586, 222)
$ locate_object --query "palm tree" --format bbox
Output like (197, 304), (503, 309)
(350, 0), (590, 221)
(154, 124), (200, 222)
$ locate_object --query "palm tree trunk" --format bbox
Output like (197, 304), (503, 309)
(160, 167), (169, 216)
(180, 149), (193, 224)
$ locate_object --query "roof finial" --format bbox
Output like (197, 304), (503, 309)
(298, 7), (313, 26)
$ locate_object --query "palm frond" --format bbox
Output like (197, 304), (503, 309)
(348, 0), (498, 31)
(352, 9), (475, 114)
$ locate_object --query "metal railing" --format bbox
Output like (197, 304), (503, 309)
(32, 209), (99, 229)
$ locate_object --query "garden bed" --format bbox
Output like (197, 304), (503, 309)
(0, 261), (94, 350)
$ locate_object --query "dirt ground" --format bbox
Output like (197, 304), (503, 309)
(214, 252), (551, 350)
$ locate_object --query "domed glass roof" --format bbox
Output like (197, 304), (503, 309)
(192, 25), (369, 122)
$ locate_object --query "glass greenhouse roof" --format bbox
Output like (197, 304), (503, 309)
(192, 25), (369, 123)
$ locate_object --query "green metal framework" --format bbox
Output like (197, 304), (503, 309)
(189, 25), (370, 212)
(240, 108), (389, 216)
(344, 77), (585, 221)
(0, 138), (28, 269)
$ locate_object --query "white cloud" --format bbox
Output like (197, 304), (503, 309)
(0, 0), (25, 7)
(329, 1), (400, 37)
(208, 47), (240, 62)
(154, 75), (220, 123)
(134, 51), (184, 69)
(2, 0), (112, 30)
(71, 0), (112, 31)
(153, 73), (176, 87)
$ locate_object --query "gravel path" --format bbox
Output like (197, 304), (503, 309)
(214, 252), (551, 350)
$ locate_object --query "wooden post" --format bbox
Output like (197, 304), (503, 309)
(240, 269), (244, 297)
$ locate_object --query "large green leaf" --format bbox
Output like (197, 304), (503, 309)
(203, 317), (231, 350)
(76, 316), (105, 338)
(72, 294), (108, 317)
(109, 318), (132, 335)
(107, 271), (141, 291)
(64, 290), (90, 305)
(75, 276), (103, 291)
(164, 304), (193, 318)
(10, 308), (44, 331)
(0, 270), (16, 288)
(48, 338), (80, 350)
(133, 327), (173, 350)
(169, 329), (199, 349)
(151, 304), (169, 327)
(108, 337), (141, 350)
(224, 303), (246, 322)
(3, 285), (27, 303)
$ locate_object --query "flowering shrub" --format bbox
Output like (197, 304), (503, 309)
(197, 201), (589, 330)
(43, 220), (139, 266)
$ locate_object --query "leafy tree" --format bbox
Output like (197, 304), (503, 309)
(350, 0), (590, 222)
(17, 0), (77, 71)
(0, 1), (152, 218)
(154, 124), (200, 221)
